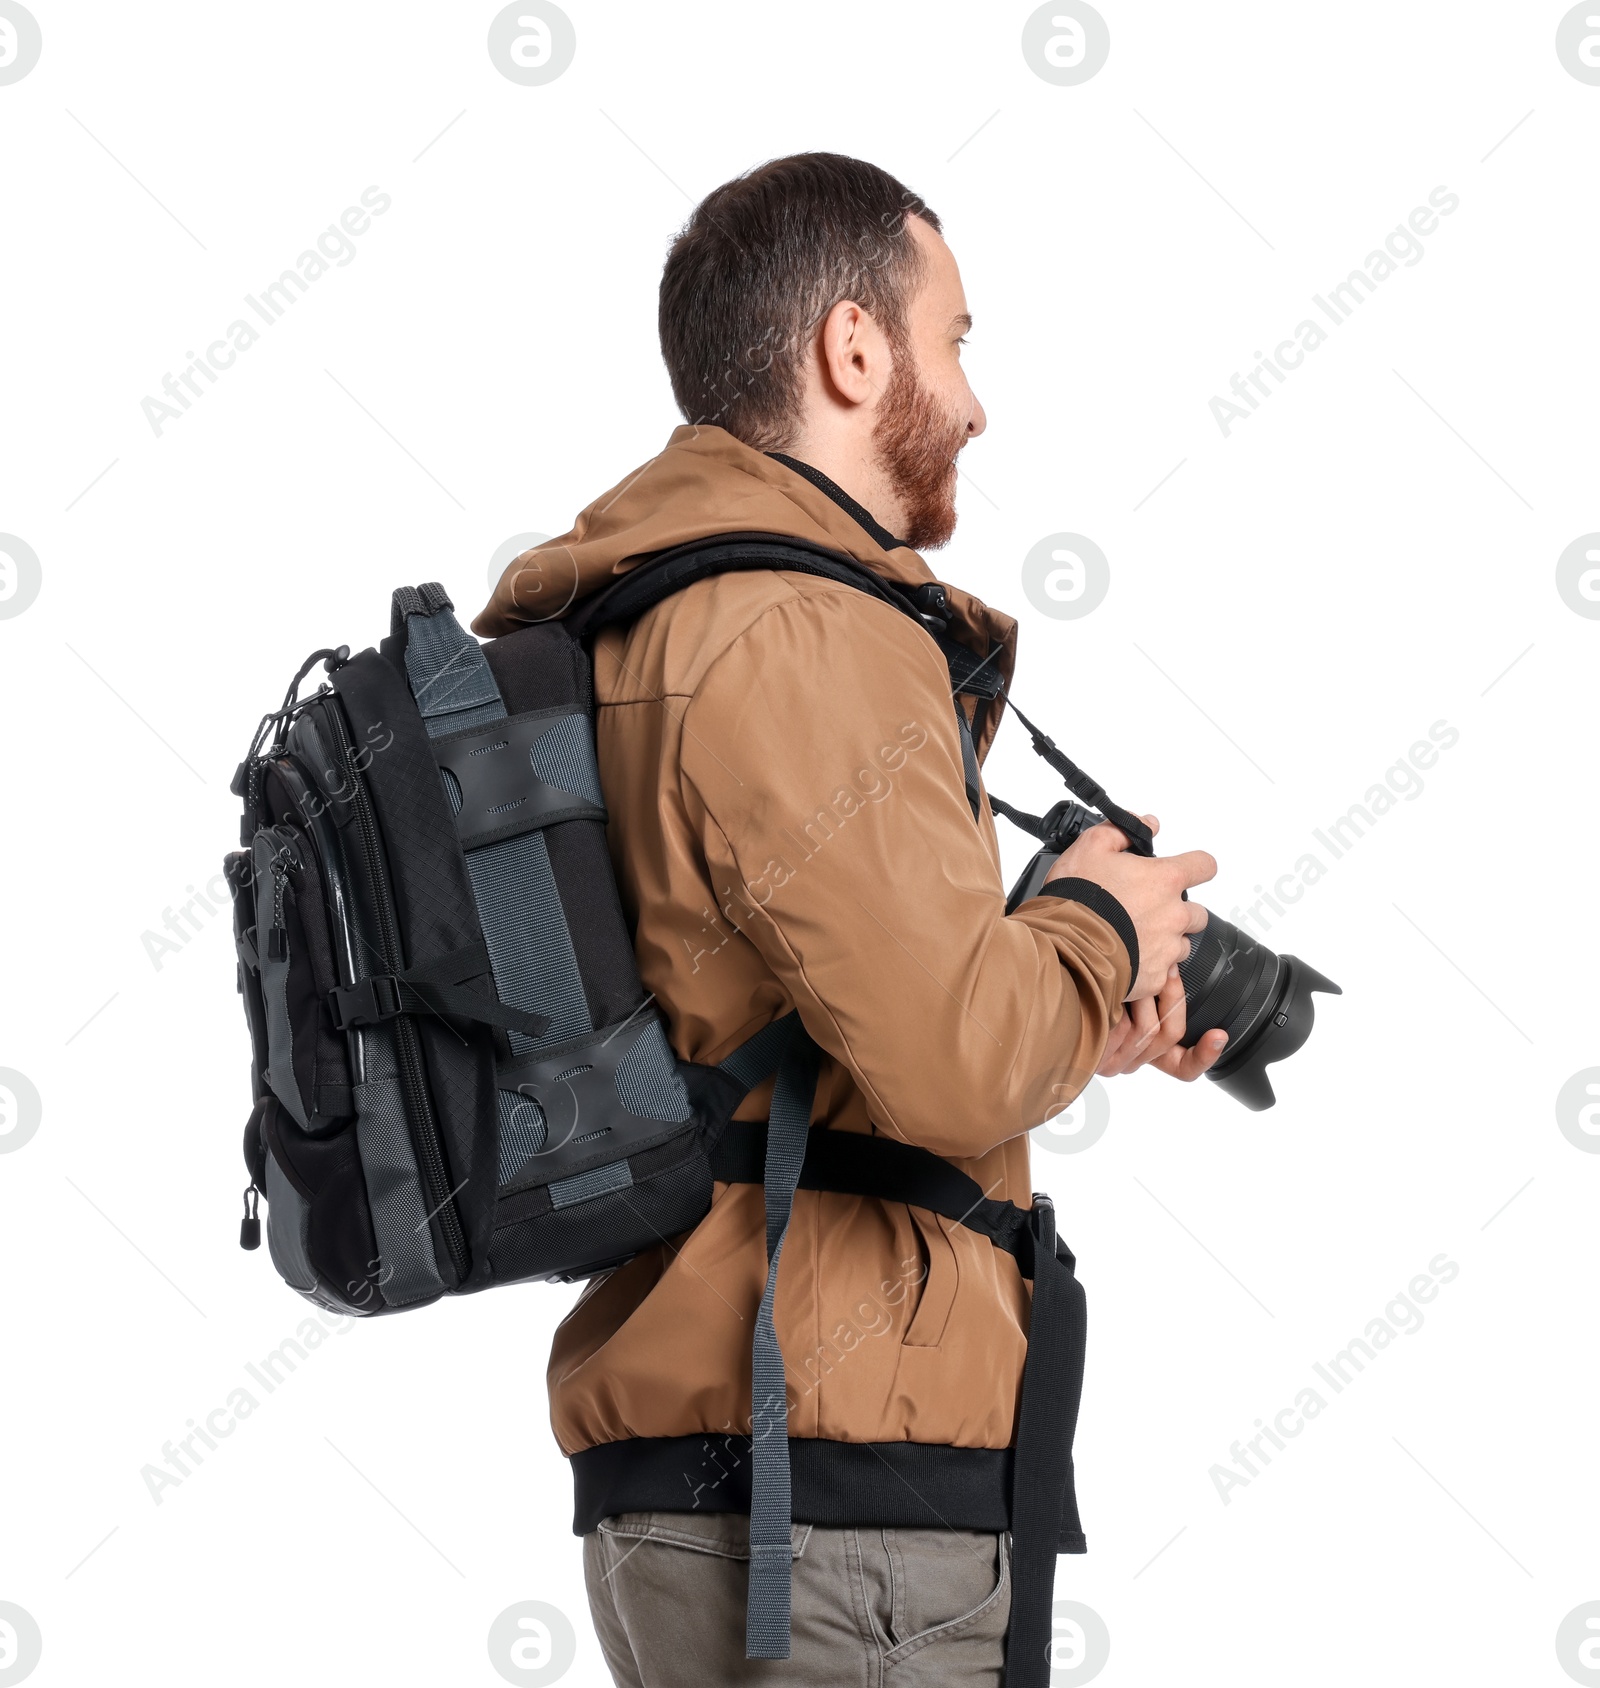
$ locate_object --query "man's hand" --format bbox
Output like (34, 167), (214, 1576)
(1044, 814), (1216, 1000)
(1097, 963), (1229, 1080)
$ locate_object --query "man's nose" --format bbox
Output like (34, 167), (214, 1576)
(967, 395), (987, 439)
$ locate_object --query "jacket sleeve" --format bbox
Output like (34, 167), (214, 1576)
(676, 584), (1133, 1159)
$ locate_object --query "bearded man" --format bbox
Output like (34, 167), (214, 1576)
(474, 152), (1219, 1688)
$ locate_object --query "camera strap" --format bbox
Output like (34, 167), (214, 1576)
(990, 695), (1156, 857)
(936, 637), (1153, 858)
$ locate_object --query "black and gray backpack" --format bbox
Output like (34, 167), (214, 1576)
(228, 554), (778, 1314)
(226, 536), (1092, 1683)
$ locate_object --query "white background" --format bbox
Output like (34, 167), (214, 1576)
(1, 2), (1597, 1684)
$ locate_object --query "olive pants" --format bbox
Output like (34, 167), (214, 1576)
(583, 1509), (1011, 1687)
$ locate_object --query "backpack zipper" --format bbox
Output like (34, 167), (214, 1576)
(265, 844), (296, 960)
(325, 698), (468, 1279)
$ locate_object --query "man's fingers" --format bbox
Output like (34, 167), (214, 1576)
(1183, 901), (1211, 935)
(1086, 822), (1131, 853)
(1103, 973), (1188, 1075)
(1142, 969), (1187, 1059)
(1094, 1016), (1135, 1076)
(1154, 1029), (1228, 1081)
(1096, 814), (1159, 853)
(1102, 996), (1157, 1073)
(1168, 849), (1219, 889)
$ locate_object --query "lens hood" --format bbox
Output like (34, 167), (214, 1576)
(1207, 957), (1342, 1111)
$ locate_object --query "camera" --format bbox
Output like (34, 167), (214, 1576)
(1006, 799), (1340, 1111)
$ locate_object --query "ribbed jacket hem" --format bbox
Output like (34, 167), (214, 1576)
(570, 1432), (1087, 1553)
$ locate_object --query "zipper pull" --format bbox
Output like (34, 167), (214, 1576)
(266, 847), (293, 960)
(236, 757), (265, 846)
(240, 1184), (261, 1250)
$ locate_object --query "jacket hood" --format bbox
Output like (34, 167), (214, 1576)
(470, 426), (1017, 681)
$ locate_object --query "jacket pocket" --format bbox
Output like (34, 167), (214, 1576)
(251, 827), (353, 1134)
(901, 1210), (958, 1347)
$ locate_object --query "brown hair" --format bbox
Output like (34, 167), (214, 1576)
(658, 152), (940, 451)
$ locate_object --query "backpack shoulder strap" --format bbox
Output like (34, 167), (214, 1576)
(565, 530), (987, 823)
(564, 531), (928, 642)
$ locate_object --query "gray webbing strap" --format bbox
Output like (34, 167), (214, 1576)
(954, 700), (983, 821)
(398, 587), (601, 1182)
(711, 1015), (817, 1660)
(745, 1016), (821, 1659)
(717, 1011), (799, 1089)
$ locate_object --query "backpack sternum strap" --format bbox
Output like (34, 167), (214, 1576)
(327, 943), (550, 1039)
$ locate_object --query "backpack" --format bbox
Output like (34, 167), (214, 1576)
(224, 535), (1086, 1686)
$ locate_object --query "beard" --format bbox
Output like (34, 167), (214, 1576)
(871, 345), (970, 550)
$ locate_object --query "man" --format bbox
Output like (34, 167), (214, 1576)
(474, 152), (1224, 1688)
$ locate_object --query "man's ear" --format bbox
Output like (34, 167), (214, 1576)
(817, 298), (889, 410)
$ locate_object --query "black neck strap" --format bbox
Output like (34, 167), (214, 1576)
(992, 695), (1155, 857)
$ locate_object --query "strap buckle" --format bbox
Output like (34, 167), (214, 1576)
(327, 975), (401, 1031)
(430, 710), (607, 851)
(1028, 1192), (1075, 1272)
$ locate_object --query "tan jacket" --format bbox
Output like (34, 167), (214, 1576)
(474, 426), (1130, 1463)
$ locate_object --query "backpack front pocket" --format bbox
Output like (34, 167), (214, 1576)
(251, 826), (353, 1134)
(224, 850), (270, 1101)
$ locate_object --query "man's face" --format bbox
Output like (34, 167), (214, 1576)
(873, 216), (986, 551)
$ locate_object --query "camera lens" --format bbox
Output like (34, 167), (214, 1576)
(1004, 836), (1340, 1109)
(1178, 910), (1340, 1110)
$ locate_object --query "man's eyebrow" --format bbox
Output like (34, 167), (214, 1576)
(951, 312), (973, 334)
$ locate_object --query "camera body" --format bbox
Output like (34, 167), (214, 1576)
(1005, 800), (1339, 1111)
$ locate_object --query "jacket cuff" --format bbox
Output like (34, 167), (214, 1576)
(1036, 879), (1138, 996)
